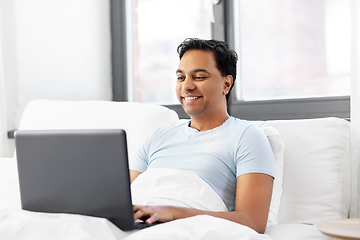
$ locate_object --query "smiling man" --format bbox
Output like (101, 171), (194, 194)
(129, 38), (275, 234)
(175, 48), (232, 131)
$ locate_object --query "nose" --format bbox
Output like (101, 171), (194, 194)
(181, 76), (196, 92)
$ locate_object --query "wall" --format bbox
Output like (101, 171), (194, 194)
(1, 0), (18, 157)
(2, 0), (112, 156)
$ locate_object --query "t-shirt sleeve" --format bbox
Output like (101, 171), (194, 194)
(129, 131), (154, 173)
(235, 125), (275, 178)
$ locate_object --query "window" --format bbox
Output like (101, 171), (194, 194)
(126, 0), (213, 104)
(234, 0), (351, 101)
(111, 0), (350, 120)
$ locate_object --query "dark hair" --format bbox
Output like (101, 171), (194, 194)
(177, 38), (238, 103)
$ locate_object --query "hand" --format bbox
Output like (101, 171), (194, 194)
(133, 205), (182, 224)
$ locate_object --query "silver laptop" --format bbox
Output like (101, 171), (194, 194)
(15, 129), (151, 231)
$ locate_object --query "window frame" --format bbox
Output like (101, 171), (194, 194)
(110, 0), (350, 120)
(110, 0), (128, 102)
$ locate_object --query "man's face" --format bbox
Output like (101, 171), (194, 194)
(176, 49), (232, 118)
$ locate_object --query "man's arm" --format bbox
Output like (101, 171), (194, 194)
(133, 172), (273, 234)
(130, 169), (142, 184)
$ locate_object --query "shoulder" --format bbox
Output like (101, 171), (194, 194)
(227, 117), (262, 138)
(226, 117), (271, 152)
(228, 117), (253, 128)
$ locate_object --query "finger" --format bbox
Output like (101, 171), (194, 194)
(134, 206), (152, 221)
(146, 213), (159, 224)
(133, 205), (147, 212)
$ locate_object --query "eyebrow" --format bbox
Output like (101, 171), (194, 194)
(176, 68), (211, 74)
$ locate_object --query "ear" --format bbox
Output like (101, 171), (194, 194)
(223, 75), (233, 95)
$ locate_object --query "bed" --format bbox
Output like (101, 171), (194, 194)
(0, 99), (357, 239)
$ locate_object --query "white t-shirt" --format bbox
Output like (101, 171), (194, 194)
(130, 116), (274, 211)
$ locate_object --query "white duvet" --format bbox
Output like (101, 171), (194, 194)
(0, 160), (272, 240)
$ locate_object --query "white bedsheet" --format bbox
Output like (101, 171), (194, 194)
(131, 168), (228, 211)
(0, 209), (128, 240)
(0, 209), (271, 240)
(124, 215), (271, 240)
(0, 160), (272, 240)
(0, 158), (21, 211)
(128, 168), (272, 239)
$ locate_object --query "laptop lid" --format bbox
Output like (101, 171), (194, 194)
(15, 129), (135, 231)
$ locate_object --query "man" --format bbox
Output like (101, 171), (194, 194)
(129, 38), (274, 234)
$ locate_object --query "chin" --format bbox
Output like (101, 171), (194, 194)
(182, 107), (195, 116)
(183, 108), (203, 117)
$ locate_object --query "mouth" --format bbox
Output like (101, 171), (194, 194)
(182, 96), (202, 102)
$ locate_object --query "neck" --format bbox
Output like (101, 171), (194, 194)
(189, 112), (230, 132)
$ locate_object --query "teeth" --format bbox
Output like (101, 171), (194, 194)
(184, 97), (198, 101)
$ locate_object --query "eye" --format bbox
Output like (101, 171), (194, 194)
(194, 76), (207, 81)
(177, 76), (185, 82)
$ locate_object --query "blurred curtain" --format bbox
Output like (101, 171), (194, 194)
(350, 0), (360, 218)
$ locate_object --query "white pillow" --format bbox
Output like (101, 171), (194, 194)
(261, 127), (285, 227)
(17, 100), (179, 163)
(256, 118), (351, 224)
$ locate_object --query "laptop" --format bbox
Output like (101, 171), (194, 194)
(15, 129), (154, 231)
